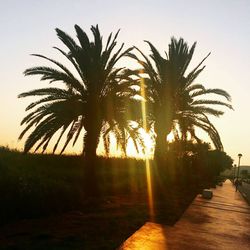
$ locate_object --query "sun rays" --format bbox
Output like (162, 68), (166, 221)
(140, 76), (155, 220)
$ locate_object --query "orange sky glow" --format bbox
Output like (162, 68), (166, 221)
(1, 0), (250, 164)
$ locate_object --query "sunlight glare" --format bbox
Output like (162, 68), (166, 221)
(140, 76), (155, 220)
(167, 132), (174, 142)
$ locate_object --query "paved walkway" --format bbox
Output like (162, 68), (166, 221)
(119, 180), (250, 250)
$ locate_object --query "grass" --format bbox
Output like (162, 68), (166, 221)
(0, 147), (200, 249)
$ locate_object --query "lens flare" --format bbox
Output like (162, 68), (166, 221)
(140, 76), (155, 220)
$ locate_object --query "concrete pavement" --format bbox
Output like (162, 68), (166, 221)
(119, 180), (250, 250)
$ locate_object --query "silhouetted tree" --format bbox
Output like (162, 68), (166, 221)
(128, 38), (232, 160)
(189, 149), (233, 186)
(19, 25), (143, 160)
(166, 141), (233, 187)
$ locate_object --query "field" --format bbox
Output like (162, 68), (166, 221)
(0, 147), (201, 249)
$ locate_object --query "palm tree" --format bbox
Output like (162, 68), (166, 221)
(128, 37), (232, 160)
(173, 82), (232, 151)
(19, 25), (143, 160)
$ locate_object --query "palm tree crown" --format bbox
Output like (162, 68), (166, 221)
(19, 25), (143, 158)
(128, 37), (232, 158)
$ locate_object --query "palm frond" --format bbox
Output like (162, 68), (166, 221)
(20, 24), (140, 156)
(191, 99), (233, 109)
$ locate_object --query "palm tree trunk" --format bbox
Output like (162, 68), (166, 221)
(153, 119), (172, 190)
(83, 126), (101, 160)
(82, 115), (102, 198)
(153, 104), (173, 161)
(154, 125), (170, 161)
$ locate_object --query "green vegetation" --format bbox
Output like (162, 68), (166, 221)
(0, 145), (232, 220)
(0, 142), (232, 248)
(0, 146), (197, 249)
(0, 147), (143, 222)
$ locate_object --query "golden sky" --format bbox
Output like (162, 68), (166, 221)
(1, 0), (250, 164)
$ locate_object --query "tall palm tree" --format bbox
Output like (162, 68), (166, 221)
(19, 25), (142, 160)
(128, 37), (232, 160)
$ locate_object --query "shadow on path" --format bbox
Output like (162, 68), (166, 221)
(120, 180), (250, 250)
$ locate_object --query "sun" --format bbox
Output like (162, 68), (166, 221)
(167, 131), (175, 142)
(126, 129), (154, 158)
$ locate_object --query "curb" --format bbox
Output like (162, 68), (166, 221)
(239, 187), (250, 205)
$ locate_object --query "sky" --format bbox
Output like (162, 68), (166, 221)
(0, 0), (250, 164)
